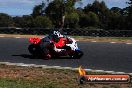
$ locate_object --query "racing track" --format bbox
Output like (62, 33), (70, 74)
(0, 37), (132, 73)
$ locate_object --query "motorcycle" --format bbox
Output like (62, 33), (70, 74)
(28, 32), (83, 59)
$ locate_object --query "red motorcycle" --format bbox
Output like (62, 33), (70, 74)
(28, 33), (83, 59)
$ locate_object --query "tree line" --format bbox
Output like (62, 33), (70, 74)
(0, 0), (132, 30)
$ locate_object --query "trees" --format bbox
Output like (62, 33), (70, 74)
(0, 0), (131, 30)
(79, 12), (99, 28)
(65, 12), (79, 28)
(34, 16), (52, 28)
(126, 0), (132, 29)
(13, 16), (24, 27)
(45, 0), (64, 28)
(45, 0), (82, 29)
(84, 0), (109, 15)
(83, 0), (110, 29)
(22, 15), (35, 28)
(0, 13), (14, 27)
(13, 15), (34, 28)
(111, 7), (122, 14)
(32, 1), (45, 18)
(128, 0), (132, 15)
(88, 12), (99, 27)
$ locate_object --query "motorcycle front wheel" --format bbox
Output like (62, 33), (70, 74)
(70, 50), (83, 59)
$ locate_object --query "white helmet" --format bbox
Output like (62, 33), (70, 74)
(53, 31), (63, 37)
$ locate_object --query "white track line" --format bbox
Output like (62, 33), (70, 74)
(15, 37), (21, 38)
(0, 62), (131, 75)
(115, 72), (125, 74)
(129, 73), (132, 75)
(94, 70), (105, 72)
(126, 43), (132, 45)
(85, 69), (92, 71)
(105, 71), (115, 73)
(52, 66), (61, 68)
(0, 36), (4, 37)
(91, 41), (97, 42)
(110, 42), (116, 44)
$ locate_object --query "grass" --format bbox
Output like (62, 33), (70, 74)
(0, 78), (40, 88)
(0, 64), (131, 88)
(0, 78), (60, 88)
(72, 36), (132, 43)
(72, 36), (132, 40)
(110, 37), (132, 40)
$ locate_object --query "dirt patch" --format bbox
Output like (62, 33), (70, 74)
(76, 37), (132, 43)
(1, 34), (132, 43)
(0, 64), (131, 88)
(0, 34), (44, 38)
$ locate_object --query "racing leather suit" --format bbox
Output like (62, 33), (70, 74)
(52, 37), (67, 52)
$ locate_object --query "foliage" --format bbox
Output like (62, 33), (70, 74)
(128, 0), (132, 15)
(126, 0), (132, 29)
(65, 12), (79, 28)
(34, 16), (52, 28)
(13, 15), (34, 28)
(32, 1), (45, 18)
(79, 12), (99, 28)
(0, 13), (14, 27)
(45, 0), (64, 27)
(0, 0), (132, 30)
(44, 0), (81, 28)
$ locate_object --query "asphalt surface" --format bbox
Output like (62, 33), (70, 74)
(0, 37), (132, 73)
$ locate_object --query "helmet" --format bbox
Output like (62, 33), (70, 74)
(53, 31), (63, 37)
(49, 31), (63, 42)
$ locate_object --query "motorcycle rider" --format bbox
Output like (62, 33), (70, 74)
(49, 31), (68, 52)
(40, 30), (72, 53)
(28, 30), (83, 59)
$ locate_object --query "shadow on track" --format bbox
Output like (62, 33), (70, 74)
(12, 54), (37, 59)
(12, 54), (74, 60)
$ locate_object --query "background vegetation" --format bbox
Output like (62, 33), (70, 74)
(0, 0), (132, 30)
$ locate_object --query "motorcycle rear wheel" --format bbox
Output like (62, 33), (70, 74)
(28, 44), (42, 56)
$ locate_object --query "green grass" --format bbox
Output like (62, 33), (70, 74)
(0, 78), (57, 88)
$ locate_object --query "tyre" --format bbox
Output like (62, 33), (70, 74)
(70, 50), (83, 59)
(76, 50), (83, 58)
(79, 76), (87, 84)
(28, 44), (42, 56)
